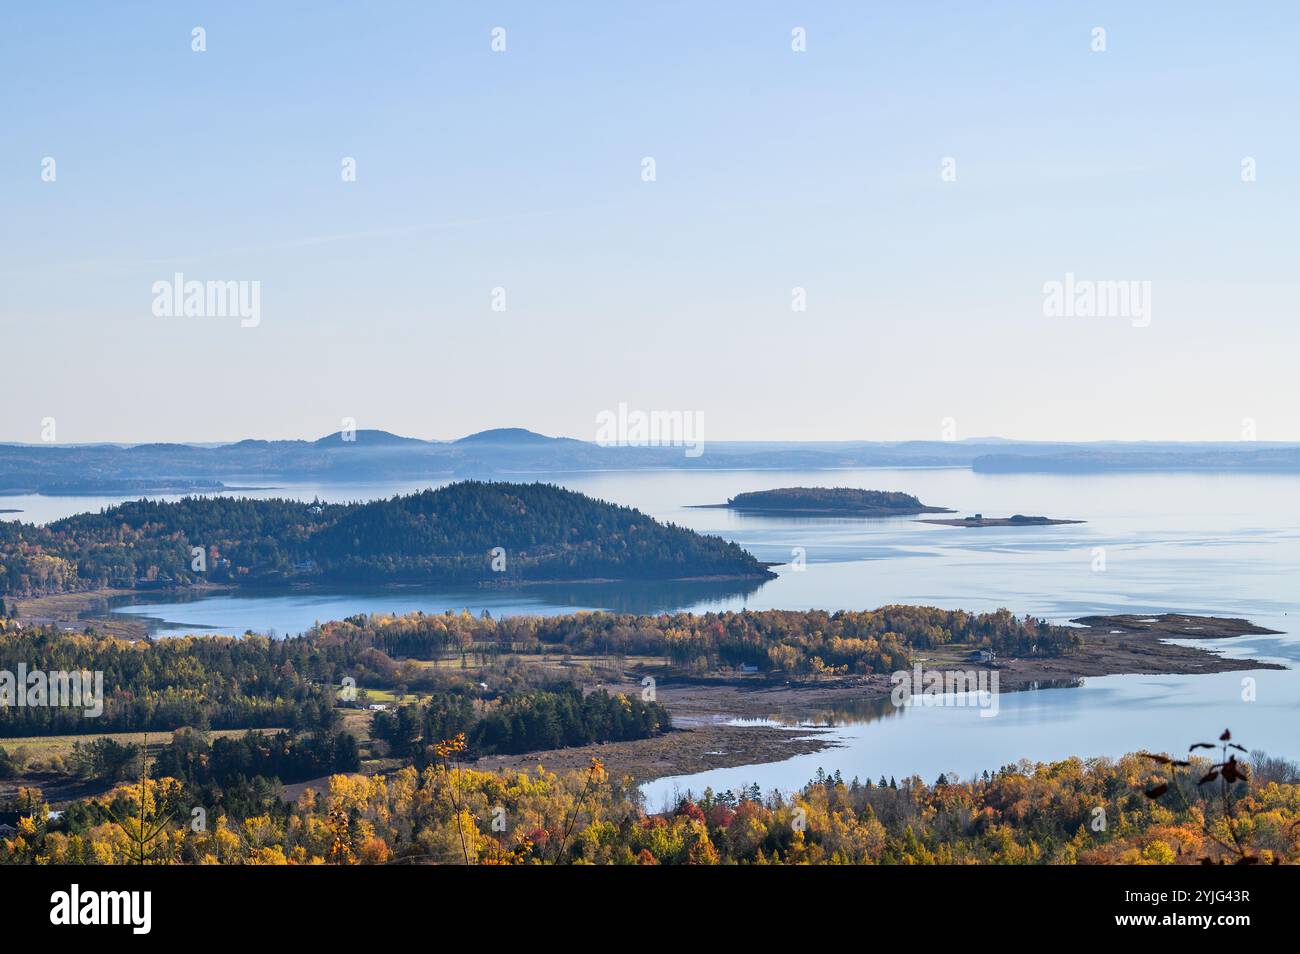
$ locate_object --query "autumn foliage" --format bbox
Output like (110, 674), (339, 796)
(5, 747), (1297, 865)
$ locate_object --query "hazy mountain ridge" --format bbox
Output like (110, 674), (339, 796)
(3, 429), (1299, 494)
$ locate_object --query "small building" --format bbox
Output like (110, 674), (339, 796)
(738, 663), (760, 674)
(367, 703), (388, 711)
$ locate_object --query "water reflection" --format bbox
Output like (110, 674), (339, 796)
(736, 695), (902, 729)
(104, 576), (770, 637)
(640, 669), (1299, 808)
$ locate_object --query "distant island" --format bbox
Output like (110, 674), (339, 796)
(0, 477), (232, 496)
(695, 487), (953, 516)
(0, 481), (775, 596)
(919, 513), (1085, 528)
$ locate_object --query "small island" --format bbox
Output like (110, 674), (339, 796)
(694, 487), (953, 517)
(918, 513), (1084, 528)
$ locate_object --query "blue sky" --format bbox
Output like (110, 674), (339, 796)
(3, 2), (1298, 443)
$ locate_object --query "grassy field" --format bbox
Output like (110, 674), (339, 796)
(910, 646), (977, 667)
(393, 652), (666, 673)
(352, 687), (417, 704)
(0, 727), (287, 764)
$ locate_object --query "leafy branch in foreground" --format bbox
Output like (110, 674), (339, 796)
(1143, 728), (1268, 864)
(552, 757), (606, 864)
(434, 733), (472, 866)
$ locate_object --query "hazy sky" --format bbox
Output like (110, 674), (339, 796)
(4, 2), (1298, 444)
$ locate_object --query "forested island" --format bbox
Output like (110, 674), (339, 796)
(0, 481), (774, 596)
(697, 487), (952, 516)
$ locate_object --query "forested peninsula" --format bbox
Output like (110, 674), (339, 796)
(0, 482), (774, 596)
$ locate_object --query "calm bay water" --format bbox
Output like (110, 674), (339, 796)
(6, 468), (1298, 791)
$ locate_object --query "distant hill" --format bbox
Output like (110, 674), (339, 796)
(312, 429), (427, 447)
(0, 482), (774, 595)
(453, 428), (569, 446)
(704, 487), (952, 516)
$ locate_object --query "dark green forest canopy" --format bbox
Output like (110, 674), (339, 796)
(0, 481), (772, 594)
(371, 686), (671, 760)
